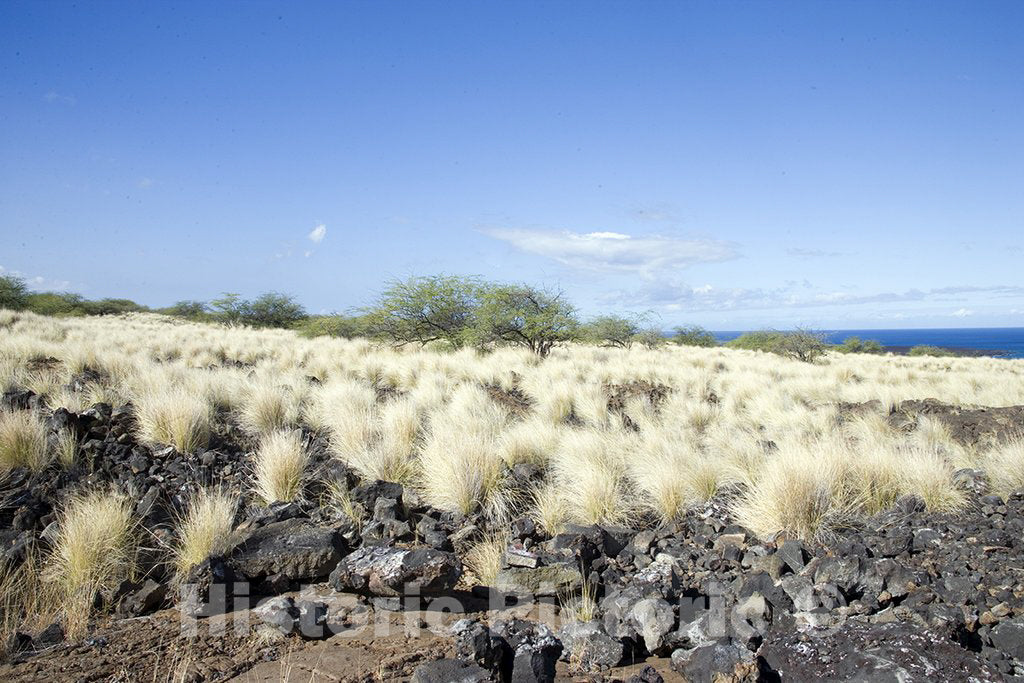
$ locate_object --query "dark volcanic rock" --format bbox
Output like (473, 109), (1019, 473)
(671, 641), (758, 683)
(227, 518), (344, 583)
(328, 545), (461, 596)
(758, 621), (1000, 681)
(490, 618), (563, 683)
(410, 658), (493, 683)
(557, 620), (624, 671)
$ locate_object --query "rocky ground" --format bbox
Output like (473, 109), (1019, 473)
(2, 387), (1024, 681)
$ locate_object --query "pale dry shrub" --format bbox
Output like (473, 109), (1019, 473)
(0, 410), (50, 471)
(134, 386), (212, 453)
(324, 479), (365, 529)
(983, 438), (1024, 498)
(899, 449), (967, 512)
(253, 431), (309, 505)
(54, 428), (78, 468)
(733, 445), (855, 541)
(173, 488), (237, 575)
(44, 491), (136, 635)
(497, 419), (562, 467)
(418, 385), (510, 517)
(464, 533), (508, 586)
(551, 431), (633, 526)
(531, 483), (570, 536)
(0, 547), (59, 661)
(239, 381), (297, 436)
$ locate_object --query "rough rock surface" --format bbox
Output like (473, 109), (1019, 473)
(329, 545), (462, 596)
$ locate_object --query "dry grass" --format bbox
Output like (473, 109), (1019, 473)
(252, 430), (309, 505)
(0, 547), (60, 661)
(43, 491), (137, 635)
(134, 386), (212, 453)
(463, 533), (508, 586)
(0, 409), (50, 471)
(3, 310), (1023, 541)
(173, 488), (237, 575)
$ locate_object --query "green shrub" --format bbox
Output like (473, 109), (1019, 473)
(837, 337), (884, 354)
(25, 292), (87, 316)
(296, 314), (369, 339)
(0, 275), (29, 311)
(908, 345), (954, 357)
(726, 330), (785, 352)
(727, 329), (827, 362)
(581, 315), (639, 348)
(672, 325), (718, 347)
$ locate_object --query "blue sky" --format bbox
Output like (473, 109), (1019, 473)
(2, 1), (1023, 329)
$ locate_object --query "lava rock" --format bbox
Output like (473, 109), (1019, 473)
(329, 545), (461, 596)
(558, 620), (624, 671)
(671, 641), (758, 683)
(410, 658), (493, 683)
(759, 621), (999, 681)
(494, 563), (582, 597)
(227, 518), (344, 582)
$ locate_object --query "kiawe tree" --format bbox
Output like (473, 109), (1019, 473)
(364, 275), (483, 348)
(0, 275), (29, 311)
(472, 283), (578, 357)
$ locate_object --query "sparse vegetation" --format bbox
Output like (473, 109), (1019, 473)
(253, 430), (310, 505)
(44, 491), (137, 635)
(173, 488), (237, 575)
(0, 409), (50, 471)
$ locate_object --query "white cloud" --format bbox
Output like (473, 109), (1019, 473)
(483, 228), (737, 276)
(308, 224), (327, 243)
(137, 177), (154, 188)
(607, 282), (1024, 314)
(0, 265), (72, 291)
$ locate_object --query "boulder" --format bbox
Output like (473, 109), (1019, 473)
(759, 621), (999, 681)
(671, 641), (758, 683)
(990, 617), (1024, 662)
(491, 619), (563, 683)
(557, 620), (624, 671)
(494, 563), (582, 597)
(114, 579), (168, 618)
(329, 545), (461, 596)
(227, 518), (344, 582)
(453, 619), (508, 674)
(252, 596), (298, 634)
(630, 597), (676, 654)
(410, 658), (493, 683)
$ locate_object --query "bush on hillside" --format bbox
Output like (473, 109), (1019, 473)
(838, 336), (885, 354)
(672, 325), (718, 347)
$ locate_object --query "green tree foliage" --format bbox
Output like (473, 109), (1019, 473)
(672, 325), (718, 347)
(634, 326), (668, 349)
(25, 291), (87, 316)
(0, 275), (29, 310)
(210, 292), (245, 325)
(296, 314), (370, 339)
(160, 300), (209, 319)
(774, 329), (829, 363)
(582, 314), (640, 348)
(726, 330), (785, 352)
(80, 298), (148, 315)
(364, 275), (483, 348)
(472, 284), (578, 357)
(837, 336), (885, 354)
(239, 292), (306, 328)
(726, 328), (828, 362)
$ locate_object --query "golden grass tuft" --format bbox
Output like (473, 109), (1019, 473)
(43, 491), (137, 635)
(173, 488), (237, 575)
(253, 430), (310, 505)
(463, 533), (508, 586)
(0, 409), (50, 471)
(134, 386), (212, 453)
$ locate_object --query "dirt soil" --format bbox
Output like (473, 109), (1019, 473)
(0, 598), (678, 683)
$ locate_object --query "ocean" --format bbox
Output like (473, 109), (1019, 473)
(710, 328), (1024, 359)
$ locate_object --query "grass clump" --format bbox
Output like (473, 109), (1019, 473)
(464, 533), (508, 586)
(43, 491), (136, 635)
(173, 488), (237, 575)
(0, 410), (50, 471)
(134, 386), (212, 453)
(253, 430), (309, 505)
